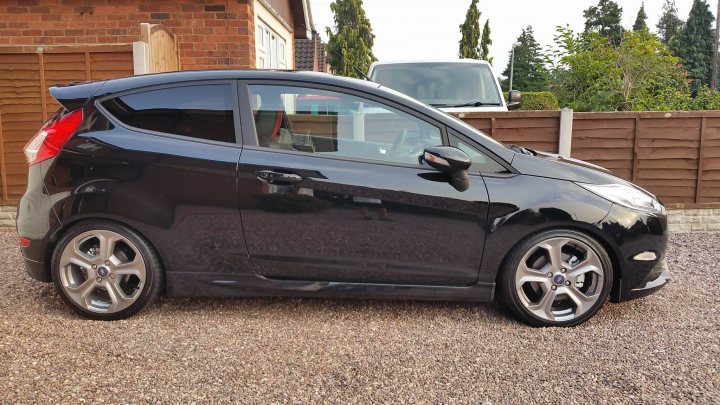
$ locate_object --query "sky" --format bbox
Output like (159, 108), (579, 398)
(309, 0), (719, 77)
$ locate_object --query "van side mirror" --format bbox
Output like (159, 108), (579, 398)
(508, 90), (521, 110)
(422, 146), (471, 191)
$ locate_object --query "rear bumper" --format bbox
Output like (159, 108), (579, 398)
(23, 256), (51, 282)
(16, 160), (59, 283)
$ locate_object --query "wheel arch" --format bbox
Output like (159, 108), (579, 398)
(492, 223), (622, 297)
(44, 214), (167, 293)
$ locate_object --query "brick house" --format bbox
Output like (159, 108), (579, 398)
(0, 0), (324, 70)
(0, 0), (326, 206)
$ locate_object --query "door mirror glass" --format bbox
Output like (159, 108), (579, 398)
(422, 146), (471, 191)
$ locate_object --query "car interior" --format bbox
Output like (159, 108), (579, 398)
(250, 86), (440, 166)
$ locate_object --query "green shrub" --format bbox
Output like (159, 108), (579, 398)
(504, 91), (560, 110)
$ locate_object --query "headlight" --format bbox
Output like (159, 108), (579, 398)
(577, 183), (665, 214)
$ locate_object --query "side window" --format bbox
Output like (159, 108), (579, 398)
(449, 135), (508, 174)
(102, 84), (237, 143)
(248, 84), (442, 166)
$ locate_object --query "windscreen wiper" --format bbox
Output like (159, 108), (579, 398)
(436, 101), (502, 108)
(508, 144), (537, 156)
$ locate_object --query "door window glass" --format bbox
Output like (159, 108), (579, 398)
(450, 135), (507, 174)
(102, 84), (236, 143)
(248, 85), (442, 166)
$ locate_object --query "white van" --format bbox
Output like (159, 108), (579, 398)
(367, 59), (519, 113)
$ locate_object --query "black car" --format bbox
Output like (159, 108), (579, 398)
(16, 70), (669, 326)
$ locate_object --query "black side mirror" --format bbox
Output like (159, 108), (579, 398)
(507, 90), (521, 110)
(422, 146), (471, 191)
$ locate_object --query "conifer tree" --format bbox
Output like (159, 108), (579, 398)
(481, 20), (493, 64)
(325, 0), (377, 78)
(584, 0), (624, 45)
(501, 26), (549, 91)
(675, 0), (715, 91)
(657, 0), (684, 45)
(459, 0), (481, 59)
(633, 3), (648, 32)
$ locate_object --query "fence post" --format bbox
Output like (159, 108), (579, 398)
(558, 108), (573, 156)
(0, 111), (7, 201)
(132, 41), (148, 75)
(695, 116), (706, 203)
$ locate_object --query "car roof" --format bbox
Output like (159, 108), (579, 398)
(89, 69), (381, 95)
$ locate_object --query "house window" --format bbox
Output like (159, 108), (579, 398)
(256, 21), (287, 69)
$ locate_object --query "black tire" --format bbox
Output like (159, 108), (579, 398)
(498, 229), (613, 327)
(51, 220), (163, 320)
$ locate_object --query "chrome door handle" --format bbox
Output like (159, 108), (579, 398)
(256, 170), (303, 184)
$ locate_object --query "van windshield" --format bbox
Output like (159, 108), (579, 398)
(369, 62), (503, 107)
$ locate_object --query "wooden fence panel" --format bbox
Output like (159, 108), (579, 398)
(0, 46), (132, 203)
(43, 52), (87, 119)
(89, 51), (134, 80)
(572, 114), (635, 180)
(0, 53), (43, 200)
(635, 115), (701, 204)
(454, 111), (560, 153)
(456, 110), (719, 207)
(700, 118), (720, 203)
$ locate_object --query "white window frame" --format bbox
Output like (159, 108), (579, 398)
(256, 20), (287, 70)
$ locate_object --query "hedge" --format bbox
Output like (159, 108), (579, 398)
(504, 91), (560, 110)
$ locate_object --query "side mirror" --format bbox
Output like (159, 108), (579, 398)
(507, 90), (521, 110)
(422, 146), (471, 192)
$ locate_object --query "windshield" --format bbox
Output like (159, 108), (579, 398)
(373, 78), (508, 151)
(369, 62), (503, 107)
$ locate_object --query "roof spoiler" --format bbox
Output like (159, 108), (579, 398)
(49, 81), (106, 111)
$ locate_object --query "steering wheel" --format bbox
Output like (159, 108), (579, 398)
(387, 129), (408, 160)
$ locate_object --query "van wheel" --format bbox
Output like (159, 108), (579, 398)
(51, 221), (162, 320)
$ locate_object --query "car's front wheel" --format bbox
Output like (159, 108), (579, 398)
(499, 229), (613, 327)
(51, 221), (162, 320)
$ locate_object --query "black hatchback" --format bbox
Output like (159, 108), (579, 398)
(16, 70), (670, 326)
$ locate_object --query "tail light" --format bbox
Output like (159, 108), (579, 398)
(24, 109), (83, 166)
(19, 237), (31, 248)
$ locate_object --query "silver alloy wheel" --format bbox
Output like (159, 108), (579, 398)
(57, 230), (147, 314)
(514, 237), (605, 323)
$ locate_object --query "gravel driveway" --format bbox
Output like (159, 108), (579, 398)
(1, 230), (718, 403)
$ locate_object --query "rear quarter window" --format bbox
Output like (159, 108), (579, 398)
(101, 84), (237, 143)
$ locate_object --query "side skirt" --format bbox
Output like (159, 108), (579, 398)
(166, 272), (495, 302)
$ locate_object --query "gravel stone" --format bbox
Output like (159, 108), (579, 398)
(0, 230), (718, 403)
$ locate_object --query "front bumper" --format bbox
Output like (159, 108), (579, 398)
(601, 203), (669, 303)
(613, 259), (670, 302)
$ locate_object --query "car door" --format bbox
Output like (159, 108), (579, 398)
(87, 81), (252, 277)
(236, 81), (491, 286)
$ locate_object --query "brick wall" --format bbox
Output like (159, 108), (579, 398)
(0, 0), (256, 70)
(667, 208), (720, 232)
(0, 205), (16, 228)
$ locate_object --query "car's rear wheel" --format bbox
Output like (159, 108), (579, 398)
(51, 221), (162, 320)
(499, 229), (613, 327)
